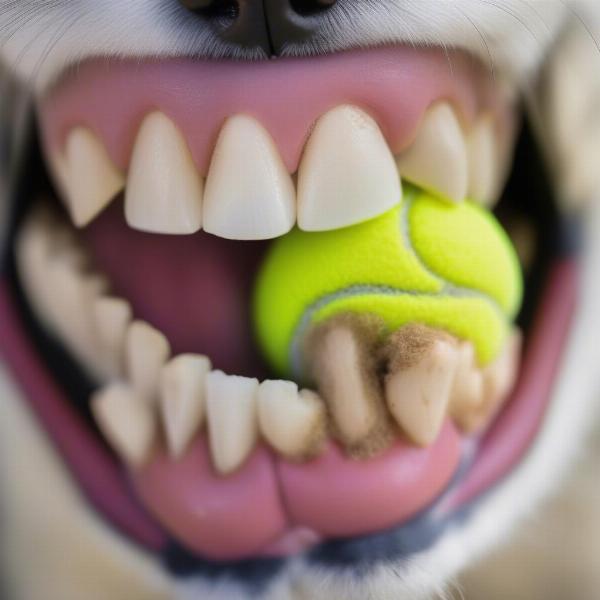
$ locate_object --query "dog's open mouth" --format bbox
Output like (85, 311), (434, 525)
(0, 45), (577, 574)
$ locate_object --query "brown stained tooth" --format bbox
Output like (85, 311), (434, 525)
(383, 324), (459, 447)
(257, 380), (326, 461)
(448, 341), (485, 431)
(92, 297), (133, 378)
(452, 330), (522, 433)
(305, 314), (394, 458)
(205, 371), (259, 475)
(125, 321), (171, 404)
(159, 354), (211, 459)
(91, 383), (156, 469)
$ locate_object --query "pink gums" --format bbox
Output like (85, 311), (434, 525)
(38, 47), (509, 176)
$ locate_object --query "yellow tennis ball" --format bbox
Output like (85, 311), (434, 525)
(253, 186), (523, 380)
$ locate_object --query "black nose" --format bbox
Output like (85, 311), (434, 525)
(179, 0), (337, 56)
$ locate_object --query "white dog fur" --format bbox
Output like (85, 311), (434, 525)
(2, 1), (600, 598)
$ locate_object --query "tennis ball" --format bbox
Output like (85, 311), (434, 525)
(253, 185), (523, 380)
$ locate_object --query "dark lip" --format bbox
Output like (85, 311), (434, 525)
(0, 249), (577, 577)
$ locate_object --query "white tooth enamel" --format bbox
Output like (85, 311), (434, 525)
(125, 321), (171, 403)
(468, 116), (500, 206)
(396, 103), (468, 203)
(125, 112), (204, 235)
(203, 115), (295, 240)
(483, 330), (522, 410)
(257, 380), (326, 460)
(57, 128), (124, 227)
(205, 370), (259, 474)
(297, 105), (401, 231)
(159, 354), (211, 458)
(384, 326), (459, 447)
(92, 297), (133, 378)
(91, 383), (156, 468)
(449, 341), (485, 431)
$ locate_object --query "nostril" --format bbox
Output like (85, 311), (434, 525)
(179, 0), (239, 21)
(289, 0), (337, 17)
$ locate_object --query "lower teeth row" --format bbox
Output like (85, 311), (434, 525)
(16, 204), (521, 475)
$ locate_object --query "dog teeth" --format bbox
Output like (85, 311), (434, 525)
(396, 103), (468, 203)
(125, 321), (171, 403)
(203, 115), (296, 240)
(467, 116), (500, 206)
(91, 383), (156, 468)
(257, 380), (326, 461)
(297, 105), (401, 231)
(159, 354), (211, 459)
(92, 297), (133, 378)
(383, 325), (459, 447)
(125, 112), (204, 235)
(53, 128), (124, 227)
(448, 341), (485, 430)
(205, 370), (259, 474)
(306, 315), (394, 458)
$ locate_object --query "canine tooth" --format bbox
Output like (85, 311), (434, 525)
(297, 105), (401, 231)
(306, 315), (394, 458)
(205, 370), (259, 474)
(58, 128), (124, 227)
(125, 321), (171, 403)
(257, 381), (326, 461)
(125, 112), (204, 235)
(160, 354), (211, 458)
(92, 297), (133, 378)
(468, 117), (500, 206)
(203, 115), (295, 240)
(383, 325), (459, 447)
(449, 342), (485, 431)
(396, 103), (468, 203)
(91, 383), (156, 468)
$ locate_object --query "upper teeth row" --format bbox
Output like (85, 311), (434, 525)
(51, 103), (505, 238)
(17, 207), (520, 476)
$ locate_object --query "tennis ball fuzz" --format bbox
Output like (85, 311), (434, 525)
(253, 186), (523, 380)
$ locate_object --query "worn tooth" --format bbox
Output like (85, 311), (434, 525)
(468, 116), (500, 206)
(125, 321), (171, 403)
(306, 315), (394, 458)
(159, 354), (211, 459)
(257, 380), (326, 461)
(203, 115), (295, 240)
(383, 325), (459, 447)
(91, 383), (156, 468)
(55, 128), (124, 227)
(396, 103), (468, 203)
(449, 342), (485, 431)
(92, 297), (133, 378)
(205, 370), (259, 474)
(452, 331), (521, 433)
(297, 105), (401, 231)
(125, 112), (204, 235)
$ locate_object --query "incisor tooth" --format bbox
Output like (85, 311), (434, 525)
(125, 321), (171, 403)
(57, 128), (124, 227)
(203, 115), (295, 240)
(468, 117), (500, 206)
(396, 104), (468, 203)
(383, 325), (459, 447)
(125, 112), (204, 234)
(306, 315), (394, 458)
(257, 380), (326, 461)
(91, 383), (156, 468)
(160, 354), (211, 459)
(92, 297), (133, 378)
(449, 341), (485, 431)
(205, 370), (259, 474)
(297, 105), (401, 231)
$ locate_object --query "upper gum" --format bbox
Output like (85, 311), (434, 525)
(39, 46), (504, 177)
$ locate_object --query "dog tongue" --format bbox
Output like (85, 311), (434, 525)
(83, 199), (269, 377)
